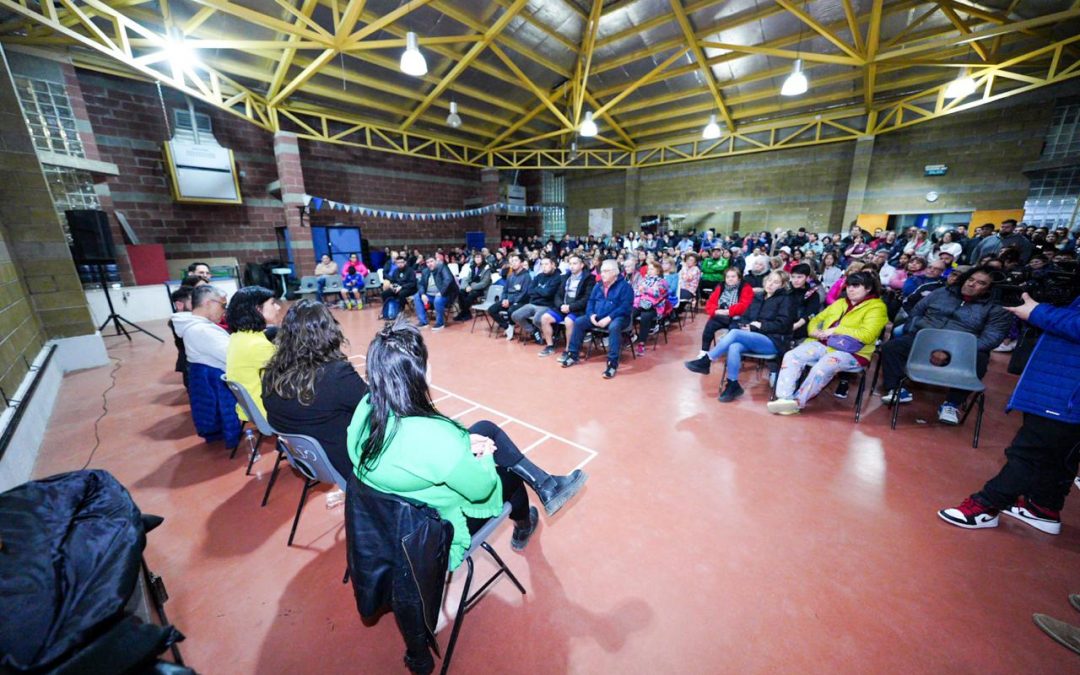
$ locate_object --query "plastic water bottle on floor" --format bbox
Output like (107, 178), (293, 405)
(244, 428), (260, 463)
(326, 487), (345, 509)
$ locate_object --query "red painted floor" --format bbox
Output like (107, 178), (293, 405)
(34, 311), (1080, 673)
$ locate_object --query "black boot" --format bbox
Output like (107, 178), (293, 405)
(718, 379), (744, 403)
(684, 355), (711, 374)
(509, 457), (588, 517)
(511, 506), (539, 551)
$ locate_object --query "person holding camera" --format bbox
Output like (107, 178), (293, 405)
(880, 266), (1011, 425)
(938, 292), (1080, 535)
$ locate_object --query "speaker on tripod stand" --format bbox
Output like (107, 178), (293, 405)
(67, 209), (162, 342)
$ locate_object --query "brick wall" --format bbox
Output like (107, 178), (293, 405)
(75, 71), (285, 273)
(301, 143), (541, 252)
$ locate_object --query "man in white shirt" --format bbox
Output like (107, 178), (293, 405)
(873, 249), (896, 288)
(175, 285), (240, 450)
(176, 285), (229, 370)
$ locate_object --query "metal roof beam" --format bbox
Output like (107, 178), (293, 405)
(669, 0), (733, 130)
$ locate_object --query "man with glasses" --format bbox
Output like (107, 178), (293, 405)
(174, 285), (240, 451)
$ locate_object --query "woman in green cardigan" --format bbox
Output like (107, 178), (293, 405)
(347, 321), (587, 570)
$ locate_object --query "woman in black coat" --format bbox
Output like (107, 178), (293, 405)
(685, 270), (795, 402)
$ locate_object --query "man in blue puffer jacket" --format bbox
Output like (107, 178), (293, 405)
(939, 292), (1080, 535)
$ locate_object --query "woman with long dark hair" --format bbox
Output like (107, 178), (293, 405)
(225, 285), (280, 419)
(263, 300), (368, 479)
(347, 320), (586, 562)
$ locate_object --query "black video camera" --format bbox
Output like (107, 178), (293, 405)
(994, 263), (1080, 307)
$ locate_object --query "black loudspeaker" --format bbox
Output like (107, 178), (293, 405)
(66, 209), (116, 263)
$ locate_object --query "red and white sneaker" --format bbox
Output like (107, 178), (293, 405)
(1002, 496), (1061, 535)
(938, 497), (999, 529)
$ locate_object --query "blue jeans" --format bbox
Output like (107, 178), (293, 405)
(707, 329), (777, 381)
(316, 275), (331, 302)
(413, 292), (448, 326)
(567, 316), (628, 365)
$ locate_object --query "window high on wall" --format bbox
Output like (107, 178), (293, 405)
(14, 76), (84, 157)
(173, 109), (213, 144)
(541, 172), (566, 239)
(1024, 98), (1080, 231)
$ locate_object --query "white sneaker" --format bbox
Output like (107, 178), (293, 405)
(938, 403), (960, 425)
(993, 340), (1016, 353)
(766, 398), (800, 415)
(504, 326), (515, 340)
(1074, 476), (1080, 491)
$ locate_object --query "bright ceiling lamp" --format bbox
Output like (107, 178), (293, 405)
(944, 69), (977, 99)
(446, 101), (462, 129)
(161, 34), (197, 72)
(781, 58), (808, 96)
(702, 113), (722, 140)
(580, 110), (598, 137)
(400, 32), (427, 77)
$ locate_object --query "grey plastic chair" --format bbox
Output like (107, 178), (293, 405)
(272, 431), (348, 546)
(323, 276), (344, 294)
(297, 276), (319, 301)
(221, 376), (280, 477)
(470, 285), (501, 334)
(363, 274), (383, 304)
(889, 328), (987, 447)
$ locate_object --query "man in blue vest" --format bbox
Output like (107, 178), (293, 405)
(939, 292), (1080, 535)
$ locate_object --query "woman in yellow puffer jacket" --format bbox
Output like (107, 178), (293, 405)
(767, 271), (887, 414)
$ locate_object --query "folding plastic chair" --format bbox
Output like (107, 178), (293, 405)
(221, 376), (282, 476)
(470, 285), (501, 334)
(888, 328), (987, 447)
(584, 322), (637, 361)
(296, 276), (319, 301)
(272, 432), (348, 546)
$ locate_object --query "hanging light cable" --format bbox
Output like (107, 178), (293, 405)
(400, 31), (427, 77)
(944, 68), (977, 99)
(580, 110), (598, 137)
(781, 3), (809, 97)
(702, 113), (721, 139)
(446, 101), (462, 128)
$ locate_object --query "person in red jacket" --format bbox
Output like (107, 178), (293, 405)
(696, 267), (755, 356)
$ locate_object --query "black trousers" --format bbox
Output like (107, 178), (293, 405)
(977, 413), (1080, 511)
(465, 420), (530, 532)
(880, 332), (990, 404)
(487, 303), (519, 329)
(633, 307), (659, 340)
(458, 288), (485, 315)
(700, 314), (733, 351)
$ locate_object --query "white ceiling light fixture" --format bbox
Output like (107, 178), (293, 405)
(161, 33), (197, 74)
(781, 58), (808, 97)
(400, 32), (427, 77)
(702, 113), (722, 139)
(446, 101), (462, 129)
(580, 110), (598, 137)
(944, 69), (977, 99)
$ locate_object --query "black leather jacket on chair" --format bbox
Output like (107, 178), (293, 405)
(344, 472), (452, 656)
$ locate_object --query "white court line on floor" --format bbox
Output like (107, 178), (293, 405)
(348, 352), (599, 472)
(450, 405), (479, 420)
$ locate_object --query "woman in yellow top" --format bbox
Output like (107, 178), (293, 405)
(767, 271), (887, 415)
(224, 286), (280, 420)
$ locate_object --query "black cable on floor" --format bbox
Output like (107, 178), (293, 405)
(81, 356), (121, 471)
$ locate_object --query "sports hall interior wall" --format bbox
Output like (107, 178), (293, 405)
(565, 80), (1080, 236)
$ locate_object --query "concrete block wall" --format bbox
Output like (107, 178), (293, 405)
(568, 81), (1080, 237)
(0, 48), (93, 397)
(861, 89), (1060, 215)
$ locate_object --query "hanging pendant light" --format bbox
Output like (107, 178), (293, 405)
(446, 101), (462, 129)
(400, 32), (427, 77)
(944, 69), (976, 99)
(702, 113), (721, 140)
(569, 140), (579, 161)
(781, 58), (808, 96)
(580, 110), (598, 137)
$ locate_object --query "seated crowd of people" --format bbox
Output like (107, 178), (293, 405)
(164, 218), (1080, 671)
